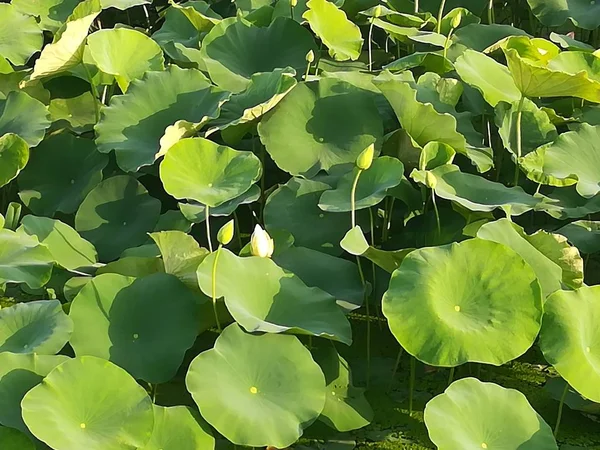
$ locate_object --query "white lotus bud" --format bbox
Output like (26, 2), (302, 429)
(306, 49), (315, 63)
(250, 225), (274, 258)
(217, 219), (234, 246)
(291, 0), (298, 7)
(356, 143), (375, 170)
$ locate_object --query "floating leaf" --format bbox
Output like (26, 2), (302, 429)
(0, 4), (43, 66)
(557, 220), (600, 254)
(186, 323), (326, 448)
(527, 0), (600, 30)
(0, 91), (50, 147)
(142, 406), (215, 450)
(11, 0), (81, 33)
(0, 229), (54, 289)
(0, 134), (28, 189)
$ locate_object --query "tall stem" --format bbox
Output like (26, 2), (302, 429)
(368, 20), (375, 72)
(436, 0), (447, 34)
(205, 206), (213, 252)
(487, 0), (494, 24)
(388, 347), (404, 391)
(554, 383), (569, 437)
(432, 192), (441, 238)
(211, 245), (223, 332)
(414, 0), (419, 13)
(368, 208), (382, 329)
(513, 96), (526, 186)
(350, 170), (363, 228)
(448, 367), (455, 386)
(409, 357), (416, 415)
(356, 256), (370, 388)
(83, 64), (100, 123)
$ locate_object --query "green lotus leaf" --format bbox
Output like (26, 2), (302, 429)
(87, 29), (165, 92)
(313, 345), (373, 431)
(452, 23), (530, 52)
(142, 406), (215, 450)
(75, 175), (161, 261)
(424, 377), (558, 449)
(540, 187), (600, 219)
(557, 220), (600, 254)
(274, 246), (364, 311)
(371, 19), (446, 47)
(0, 300), (73, 354)
(547, 51), (600, 82)
(414, 164), (540, 216)
(420, 0), (488, 14)
(549, 32), (594, 52)
(0, 4), (43, 66)
(265, 177), (352, 255)
(0, 134), (28, 189)
(384, 52), (454, 75)
(30, 1), (101, 80)
(149, 231), (209, 290)
(521, 123), (600, 197)
(200, 17), (317, 93)
(0, 229), (54, 289)
(70, 273), (201, 383)
(178, 184), (261, 222)
(495, 97), (557, 158)
(159, 137), (262, 208)
(340, 225), (369, 256)
(0, 352), (68, 432)
(186, 323), (326, 447)
(18, 133), (108, 216)
(96, 256), (164, 278)
(318, 157), (404, 212)
(198, 248), (351, 342)
(0, 91), (50, 147)
(11, 0), (80, 33)
(207, 68), (297, 133)
(153, 210), (193, 234)
(0, 214), (4, 229)
(63, 276), (92, 302)
(259, 78), (383, 177)
(545, 377), (600, 415)
(455, 49), (521, 107)
(49, 91), (97, 134)
(0, 426), (34, 450)
(477, 218), (582, 297)
(382, 239), (543, 366)
(527, 0), (600, 30)
(303, 0), (362, 61)
(19, 215), (98, 273)
(540, 286), (600, 403)
(22, 356), (154, 450)
(101, 0), (151, 9)
(95, 66), (229, 172)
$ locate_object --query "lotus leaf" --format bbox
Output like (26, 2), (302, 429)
(527, 0), (600, 29)
(0, 229), (54, 288)
(424, 377), (558, 449)
(557, 220), (600, 254)
(0, 134), (28, 189)
(49, 91), (97, 134)
(178, 185), (261, 222)
(0, 4), (43, 66)
(186, 323), (326, 447)
(452, 23), (530, 52)
(0, 92), (50, 147)
(11, 0), (81, 33)
(0, 426), (34, 450)
(382, 239), (543, 366)
(22, 356), (155, 450)
(142, 406), (215, 450)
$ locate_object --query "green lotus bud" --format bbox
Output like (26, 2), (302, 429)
(373, 5), (383, 18)
(425, 171), (437, 189)
(291, 0), (298, 7)
(451, 11), (462, 29)
(250, 225), (274, 258)
(306, 50), (315, 63)
(217, 219), (235, 246)
(356, 143), (375, 170)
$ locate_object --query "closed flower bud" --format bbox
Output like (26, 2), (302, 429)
(291, 0), (297, 7)
(451, 12), (462, 29)
(250, 225), (274, 258)
(373, 5), (383, 18)
(306, 49), (315, 63)
(425, 171), (437, 189)
(217, 219), (235, 246)
(356, 143), (375, 170)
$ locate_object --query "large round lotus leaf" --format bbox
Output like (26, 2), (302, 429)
(197, 249), (352, 344)
(540, 187), (600, 219)
(414, 164), (539, 216)
(0, 229), (54, 289)
(18, 133), (108, 216)
(101, 0), (151, 9)
(20, 215), (98, 273)
(0, 91), (50, 147)
(75, 175), (161, 261)
(319, 157), (404, 212)
(200, 17), (316, 93)
(0, 426), (34, 450)
(274, 246), (364, 311)
(313, 346), (373, 432)
(477, 218), (583, 297)
(303, 0), (362, 61)
(142, 406), (214, 450)
(521, 123), (600, 198)
(0, 352), (68, 432)
(207, 68), (297, 133)
(258, 78), (383, 177)
(0, 134), (28, 188)
(159, 137), (262, 208)
(453, 23), (530, 52)
(265, 177), (352, 255)
(22, 356), (154, 450)
(558, 220), (600, 254)
(178, 184), (261, 222)
(11, 0), (80, 32)
(0, 4), (43, 66)
(540, 286), (600, 403)
(0, 300), (73, 355)
(424, 378), (558, 450)
(87, 29), (165, 92)
(95, 66), (229, 172)
(382, 239), (543, 367)
(527, 0), (600, 29)
(186, 323), (326, 447)
(69, 273), (200, 383)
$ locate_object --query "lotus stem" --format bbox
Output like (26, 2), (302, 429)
(368, 19), (375, 72)
(350, 169), (363, 228)
(368, 208), (382, 329)
(409, 357), (416, 415)
(488, 0), (494, 24)
(304, 61), (311, 80)
(205, 205), (213, 252)
(554, 382), (569, 437)
(448, 367), (455, 386)
(436, 0), (447, 34)
(142, 4), (151, 30)
(432, 192), (441, 238)
(356, 255), (371, 388)
(388, 346), (404, 391)
(513, 96), (526, 186)
(83, 63), (100, 123)
(233, 211), (243, 249)
(414, 0), (419, 13)
(211, 245), (223, 332)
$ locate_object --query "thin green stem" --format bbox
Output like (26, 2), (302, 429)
(513, 96), (526, 186)
(414, 0), (419, 13)
(554, 382), (569, 437)
(233, 210), (243, 249)
(432, 192), (441, 238)
(368, 208), (382, 329)
(368, 20), (375, 72)
(304, 60), (311, 80)
(290, 2), (294, 20)
(436, 0), (447, 34)
(487, 0), (494, 24)
(205, 205), (213, 252)
(388, 347), (404, 391)
(82, 63), (100, 123)
(442, 28), (454, 59)
(356, 255), (370, 388)
(448, 367), (455, 386)
(211, 245), (223, 332)
(350, 170), (363, 228)
(409, 357), (416, 415)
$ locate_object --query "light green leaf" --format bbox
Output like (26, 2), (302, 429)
(142, 406), (215, 450)
(0, 4), (43, 66)
(0, 134), (28, 189)
(0, 91), (50, 147)
(0, 229), (54, 289)
(557, 220), (600, 254)
(527, 0), (600, 30)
